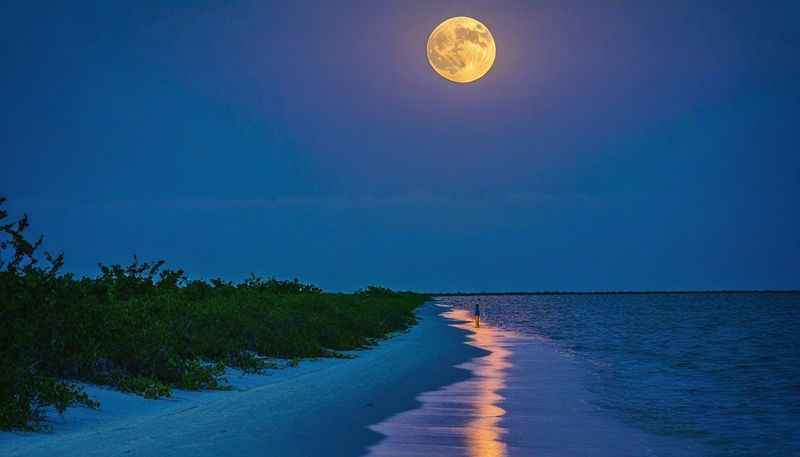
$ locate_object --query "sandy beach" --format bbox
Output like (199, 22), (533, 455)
(1, 299), (691, 457)
(3, 295), (791, 457)
(0, 303), (483, 457)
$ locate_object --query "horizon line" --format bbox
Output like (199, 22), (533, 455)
(424, 289), (800, 296)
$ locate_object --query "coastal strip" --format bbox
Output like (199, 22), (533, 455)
(0, 303), (483, 457)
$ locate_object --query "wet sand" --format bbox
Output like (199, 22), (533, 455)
(366, 306), (662, 457)
(366, 308), (513, 456)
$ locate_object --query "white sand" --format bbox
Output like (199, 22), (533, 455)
(0, 303), (481, 457)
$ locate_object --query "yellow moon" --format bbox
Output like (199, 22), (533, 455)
(427, 16), (496, 84)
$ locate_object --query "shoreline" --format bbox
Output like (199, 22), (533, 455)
(429, 290), (800, 296)
(366, 307), (513, 456)
(0, 302), (482, 457)
(369, 302), (687, 456)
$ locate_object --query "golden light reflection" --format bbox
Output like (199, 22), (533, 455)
(366, 307), (513, 457)
(448, 308), (510, 457)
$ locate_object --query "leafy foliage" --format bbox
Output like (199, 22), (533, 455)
(357, 285), (397, 296)
(0, 197), (426, 430)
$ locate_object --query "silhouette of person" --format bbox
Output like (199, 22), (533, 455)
(474, 302), (481, 328)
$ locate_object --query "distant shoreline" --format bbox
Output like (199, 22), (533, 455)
(430, 289), (800, 296)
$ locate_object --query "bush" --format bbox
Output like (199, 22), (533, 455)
(356, 285), (396, 296)
(0, 197), (427, 430)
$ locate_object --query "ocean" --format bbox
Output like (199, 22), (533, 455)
(439, 293), (800, 456)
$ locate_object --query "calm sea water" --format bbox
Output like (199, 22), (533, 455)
(442, 293), (800, 456)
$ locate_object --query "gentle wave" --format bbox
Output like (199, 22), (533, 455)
(441, 293), (800, 456)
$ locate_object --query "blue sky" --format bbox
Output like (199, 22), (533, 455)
(2, 0), (798, 291)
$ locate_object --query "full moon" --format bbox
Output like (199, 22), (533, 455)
(427, 16), (496, 84)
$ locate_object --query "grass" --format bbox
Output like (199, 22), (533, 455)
(0, 197), (427, 430)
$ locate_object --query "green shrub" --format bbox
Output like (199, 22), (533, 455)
(0, 197), (427, 430)
(115, 376), (171, 400)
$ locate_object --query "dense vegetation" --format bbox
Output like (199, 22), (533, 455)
(0, 197), (426, 430)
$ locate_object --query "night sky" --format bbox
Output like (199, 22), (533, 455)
(2, 1), (798, 291)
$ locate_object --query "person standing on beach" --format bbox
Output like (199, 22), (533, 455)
(474, 302), (481, 328)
